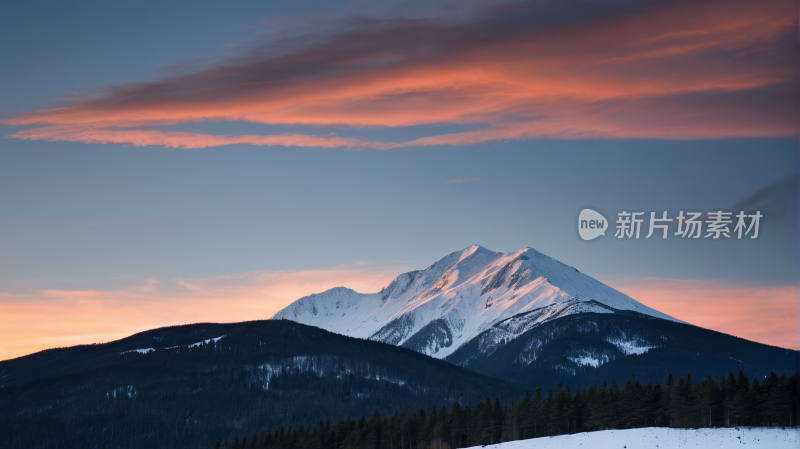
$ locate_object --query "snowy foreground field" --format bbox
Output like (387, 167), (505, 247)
(469, 427), (798, 449)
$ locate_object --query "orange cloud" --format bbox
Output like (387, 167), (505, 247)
(0, 265), (404, 361)
(2, 0), (796, 149)
(599, 275), (799, 350)
(6, 126), (395, 150)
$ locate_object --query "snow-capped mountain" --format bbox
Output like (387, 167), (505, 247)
(271, 245), (680, 359)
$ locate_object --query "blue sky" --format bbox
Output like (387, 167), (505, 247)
(1, 138), (795, 285)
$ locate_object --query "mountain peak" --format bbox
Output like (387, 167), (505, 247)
(464, 243), (490, 253)
(439, 244), (497, 263)
(272, 246), (681, 358)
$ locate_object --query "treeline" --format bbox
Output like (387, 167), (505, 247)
(220, 370), (797, 449)
(0, 321), (523, 449)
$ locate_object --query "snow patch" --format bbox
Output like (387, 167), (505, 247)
(120, 348), (154, 355)
(607, 338), (655, 355)
(120, 335), (227, 355)
(465, 427), (797, 449)
(188, 335), (226, 348)
(567, 356), (602, 368)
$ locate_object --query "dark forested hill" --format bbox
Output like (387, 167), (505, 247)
(446, 311), (797, 389)
(0, 320), (524, 449)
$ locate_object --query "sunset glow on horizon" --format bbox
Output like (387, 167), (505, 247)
(0, 265), (404, 361)
(2, 268), (797, 361)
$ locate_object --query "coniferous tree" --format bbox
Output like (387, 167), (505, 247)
(222, 369), (796, 449)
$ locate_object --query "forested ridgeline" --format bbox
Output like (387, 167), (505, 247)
(447, 312), (798, 390)
(219, 370), (798, 449)
(0, 321), (523, 449)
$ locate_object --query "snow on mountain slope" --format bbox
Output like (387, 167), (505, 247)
(271, 245), (681, 359)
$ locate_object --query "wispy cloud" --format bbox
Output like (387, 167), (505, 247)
(445, 176), (480, 185)
(728, 174), (798, 225)
(3, 0), (795, 149)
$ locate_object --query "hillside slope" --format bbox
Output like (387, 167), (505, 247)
(0, 320), (523, 449)
(446, 310), (796, 388)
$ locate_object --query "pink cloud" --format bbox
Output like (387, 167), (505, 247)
(2, 0), (796, 149)
(5, 126), (394, 150)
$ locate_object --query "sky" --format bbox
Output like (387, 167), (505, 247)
(1, 0), (797, 360)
